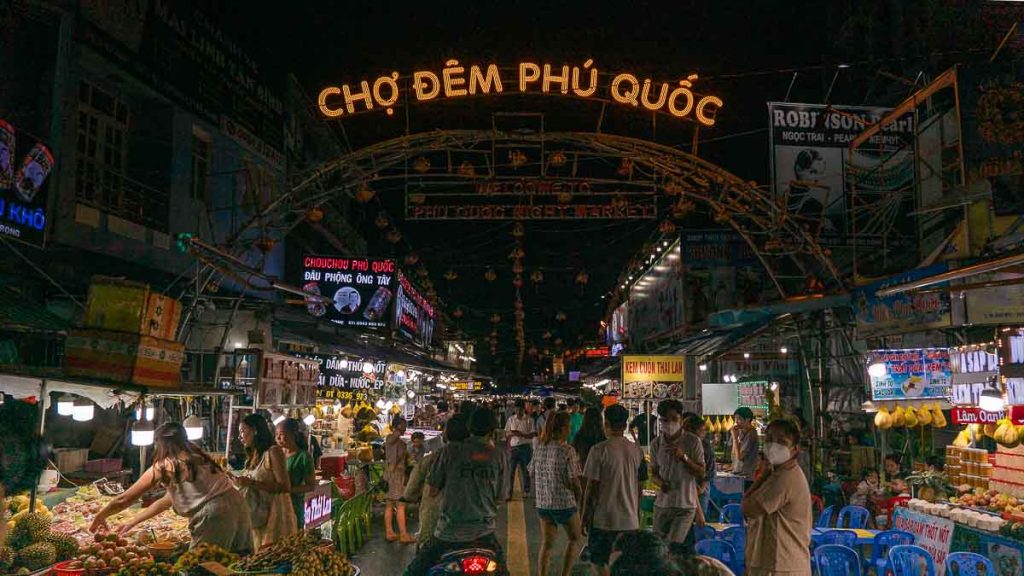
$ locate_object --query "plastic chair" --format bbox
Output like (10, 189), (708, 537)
(837, 505), (871, 529)
(815, 544), (862, 576)
(865, 530), (914, 576)
(693, 525), (716, 542)
(720, 503), (744, 524)
(945, 552), (996, 576)
(819, 529), (859, 548)
(717, 526), (745, 575)
(888, 544), (936, 576)
(816, 505), (835, 528)
(696, 539), (740, 576)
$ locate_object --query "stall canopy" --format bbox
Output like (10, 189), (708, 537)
(0, 373), (144, 409)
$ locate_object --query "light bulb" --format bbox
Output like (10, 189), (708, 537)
(699, 364), (708, 372)
(271, 409), (286, 425)
(867, 363), (887, 378)
(375, 399), (386, 409)
(131, 419), (155, 446)
(780, 346), (788, 354)
(303, 413), (316, 426)
(72, 398), (95, 422)
(980, 387), (1005, 412)
(184, 414), (204, 440)
(398, 398), (407, 406)
(57, 394), (75, 416)
(363, 362), (376, 373)
(743, 352), (750, 359)
(407, 389), (416, 398)
(770, 382), (779, 391)
(136, 404), (155, 421)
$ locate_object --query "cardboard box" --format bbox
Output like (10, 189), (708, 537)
(141, 293), (182, 340)
(83, 277), (149, 333)
(65, 329), (137, 383)
(132, 336), (184, 388)
(54, 448), (88, 473)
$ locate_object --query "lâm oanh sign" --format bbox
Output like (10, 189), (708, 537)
(319, 60), (723, 125)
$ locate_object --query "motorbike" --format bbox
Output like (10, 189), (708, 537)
(427, 547), (504, 575)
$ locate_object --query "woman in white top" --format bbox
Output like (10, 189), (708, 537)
(529, 412), (583, 576)
(236, 413), (297, 548)
(90, 422), (253, 553)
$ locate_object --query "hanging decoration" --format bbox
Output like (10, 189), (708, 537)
(512, 261), (524, 275)
(530, 269), (544, 285)
(549, 151), (568, 168)
(542, 330), (552, 340)
(404, 253), (420, 266)
(458, 160), (476, 177)
(555, 311), (567, 322)
(386, 229), (403, 244)
(417, 266), (429, 279)
(490, 313), (502, 324)
(452, 307), (464, 319)
(413, 156), (431, 173)
(663, 179), (683, 196)
(511, 222), (525, 238)
(355, 184), (375, 203)
(443, 269), (458, 281)
(374, 213), (390, 229)
(306, 207), (324, 223)
(658, 219), (677, 234)
(672, 198), (697, 218)
(484, 267), (497, 282)
(575, 270), (589, 291)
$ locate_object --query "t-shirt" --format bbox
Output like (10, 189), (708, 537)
(582, 436), (647, 531)
(650, 431), (704, 509)
(629, 414), (656, 447)
(429, 436), (508, 541)
(286, 451), (314, 528)
(568, 412), (584, 443)
(744, 460), (812, 573)
(732, 427), (760, 480)
(701, 434), (716, 486)
(529, 441), (582, 511)
(505, 414), (535, 448)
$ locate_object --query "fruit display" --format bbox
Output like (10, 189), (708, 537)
(173, 543), (239, 573)
(951, 489), (1024, 516)
(46, 485), (188, 547)
(62, 532), (152, 572)
(0, 508), (79, 574)
(113, 560), (177, 576)
(874, 403), (947, 431)
(233, 532), (355, 574)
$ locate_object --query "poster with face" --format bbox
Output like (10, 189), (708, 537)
(0, 120), (52, 246)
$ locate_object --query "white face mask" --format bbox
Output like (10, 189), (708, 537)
(662, 421), (681, 437)
(765, 442), (793, 465)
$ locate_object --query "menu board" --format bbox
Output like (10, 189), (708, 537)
(301, 256), (396, 328)
(737, 380), (769, 409)
(620, 355), (684, 399)
(292, 353), (385, 401)
(394, 271), (435, 348)
(868, 348), (952, 401)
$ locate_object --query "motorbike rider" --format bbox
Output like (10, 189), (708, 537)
(404, 406), (509, 576)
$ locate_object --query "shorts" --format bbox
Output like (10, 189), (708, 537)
(537, 507), (576, 526)
(588, 528), (631, 566)
(653, 506), (696, 544)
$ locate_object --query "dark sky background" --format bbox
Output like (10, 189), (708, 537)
(209, 0), (1014, 372)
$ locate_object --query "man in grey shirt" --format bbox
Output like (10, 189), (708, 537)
(404, 407), (508, 576)
(731, 407), (760, 490)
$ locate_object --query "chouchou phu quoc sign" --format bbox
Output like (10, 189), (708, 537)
(318, 59), (723, 126)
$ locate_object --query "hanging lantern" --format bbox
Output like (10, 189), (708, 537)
(512, 275), (523, 289)
(490, 314), (502, 324)
(306, 207), (324, 223)
(617, 158), (633, 177)
(556, 311), (567, 322)
(557, 191), (573, 205)
(443, 269), (458, 281)
(511, 222), (525, 238)
(509, 247), (525, 259)
(514, 300), (524, 311)
(664, 180), (683, 196)
(421, 278), (434, 291)
(611, 195), (628, 210)
(659, 220), (677, 234)
(417, 266), (429, 279)
(452, 308), (464, 319)
(458, 160), (476, 177)
(355, 184), (375, 203)
(514, 309), (525, 320)
(386, 229), (403, 244)
(404, 253), (420, 266)
(549, 151), (567, 167)
(374, 213), (390, 229)
(409, 193), (426, 205)
(530, 269), (544, 284)
(555, 337), (564, 346)
(414, 156), (431, 173)
(575, 270), (589, 286)
(543, 348), (551, 356)
(484, 268), (497, 282)
(512, 261), (524, 275)
(542, 330), (552, 340)
(509, 149), (527, 168)
(256, 238), (276, 254)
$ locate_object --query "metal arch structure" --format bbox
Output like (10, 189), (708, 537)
(254, 130), (845, 298)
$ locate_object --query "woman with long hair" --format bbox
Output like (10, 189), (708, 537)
(237, 413), (296, 547)
(89, 422), (252, 553)
(384, 414), (415, 543)
(276, 418), (317, 529)
(529, 412), (583, 576)
(572, 406), (606, 468)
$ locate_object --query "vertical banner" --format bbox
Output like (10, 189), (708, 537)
(767, 102), (915, 251)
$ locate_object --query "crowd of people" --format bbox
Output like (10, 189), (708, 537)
(393, 397), (813, 576)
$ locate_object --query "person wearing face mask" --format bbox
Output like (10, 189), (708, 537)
(741, 419), (812, 576)
(649, 401), (705, 555)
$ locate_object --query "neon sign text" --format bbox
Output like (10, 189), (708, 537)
(319, 59), (723, 126)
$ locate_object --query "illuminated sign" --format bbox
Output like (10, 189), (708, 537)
(303, 483), (333, 529)
(394, 271), (436, 347)
(452, 381), (482, 391)
(0, 119), (52, 246)
(584, 346), (611, 358)
(867, 348), (952, 401)
(950, 407), (1004, 425)
(293, 353), (386, 399)
(319, 60), (723, 126)
(621, 354), (684, 399)
(301, 256), (396, 328)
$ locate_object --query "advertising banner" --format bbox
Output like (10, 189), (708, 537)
(628, 242), (684, 345)
(768, 102), (915, 248)
(867, 348), (952, 401)
(303, 483), (333, 529)
(293, 353), (386, 402)
(852, 264), (952, 338)
(394, 271), (435, 348)
(680, 230), (769, 323)
(301, 256), (396, 328)
(0, 122), (52, 246)
(891, 507), (955, 576)
(951, 521), (1024, 576)
(607, 304), (628, 349)
(621, 354), (684, 399)
(965, 272), (1024, 326)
